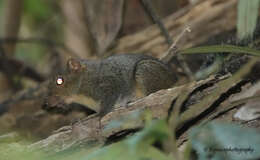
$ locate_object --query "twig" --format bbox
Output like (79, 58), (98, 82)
(161, 27), (194, 81)
(140, 0), (194, 81)
(160, 27), (191, 62)
(0, 38), (47, 93)
(0, 82), (47, 115)
(241, 117), (260, 124)
(168, 84), (194, 159)
(140, 0), (173, 45)
(0, 57), (45, 82)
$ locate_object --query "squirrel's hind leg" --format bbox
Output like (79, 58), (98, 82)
(135, 59), (177, 95)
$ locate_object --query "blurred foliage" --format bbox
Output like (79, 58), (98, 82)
(17, 0), (60, 74)
(83, 120), (172, 160)
(190, 122), (260, 160)
(0, 120), (173, 160)
(237, 0), (260, 40)
(0, 142), (45, 160)
(23, 0), (54, 25)
(2, 120), (260, 160)
(179, 44), (260, 56)
(15, 44), (46, 67)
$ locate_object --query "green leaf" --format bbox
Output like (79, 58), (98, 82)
(179, 44), (260, 56)
(83, 144), (171, 160)
(83, 120), (172, 160)
(189, 122), (260, 160)
(127, 119), (169, 150)
(0, 120), (173, 160)
(194, 54), (224, 80)
(24, 0), (52, 21)
(237, 0), (260, 40)
(0, 142), (48, 160)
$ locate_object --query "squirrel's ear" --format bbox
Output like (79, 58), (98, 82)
(67, 58), (82, 72)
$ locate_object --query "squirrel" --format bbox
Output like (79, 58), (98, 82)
(43, 54), (177, 116)
(43, 1), (179, 116)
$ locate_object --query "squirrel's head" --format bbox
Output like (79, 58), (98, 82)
(42, 58), (86, 113)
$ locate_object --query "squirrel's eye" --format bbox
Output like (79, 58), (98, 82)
(56, 77), (64, 85)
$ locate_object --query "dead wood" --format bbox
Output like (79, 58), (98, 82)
(29, 75), (237, 153)
(109, 0), (237, 58)
(29, 56), (258, 153)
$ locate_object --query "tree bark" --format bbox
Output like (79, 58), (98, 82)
(3, 0), (24, 56)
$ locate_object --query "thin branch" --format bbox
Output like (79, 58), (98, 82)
(141, 0), (173, 45)
(140, 0), (194, 80)
(0, 40), (45, 89)
(0, 57), (46, 82)
(0, 82), (47, 116)
(161, 27), (195, 81)
(160, 27), (191, 62)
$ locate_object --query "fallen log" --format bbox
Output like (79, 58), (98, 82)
(29, 58), (259, 153)
(29, 75), (234, 153)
